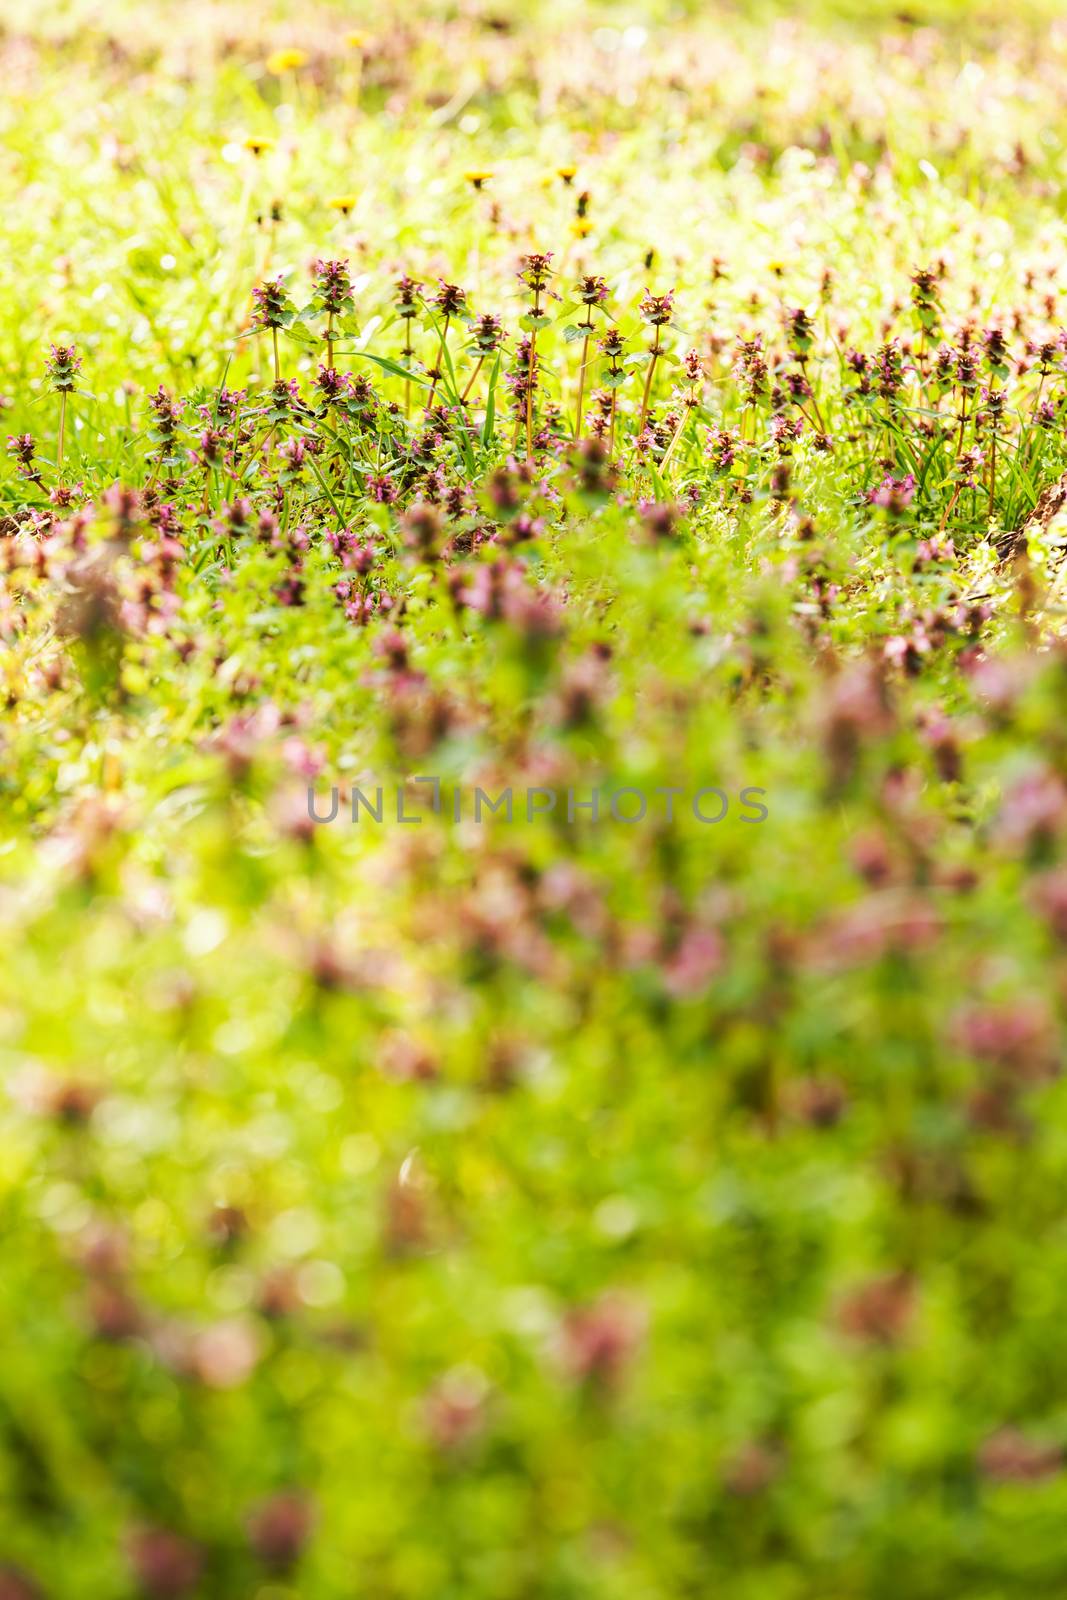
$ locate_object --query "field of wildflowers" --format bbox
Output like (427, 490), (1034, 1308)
(5, 0), (1067, 1594)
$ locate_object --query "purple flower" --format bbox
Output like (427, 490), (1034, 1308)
(869, 473), (915, 514)
(45, 344), (81, 392)
(251, 275), (292, 330)
(310, 258), (353, 315)
(639, 289), (675, 327)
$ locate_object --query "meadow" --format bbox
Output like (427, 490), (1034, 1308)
(5, 1), (1067, 1595)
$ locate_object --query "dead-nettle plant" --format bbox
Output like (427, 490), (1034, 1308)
(145, 385), (185, 489)
(567, 273), (610, 440)
(784, 305), (827, 434)
(462, 312), (506, 405)
(45, 344), (81, 473)
(910, 267), (943, 379)
(660, 348), (705, 471)
(426, 281), (468, 410)
(251, 274), (298, 384)
(517, 252), (556, 461)
(308, 259), (355, 372)
(982, 377), (1007, 519)
(194, 423), (226, 517)
(45, 244), (1067, 546)
(598, 325), (628, 459)
(636, 289), (676, 432)
(505, 334), (539, 453)
(733, 333), (769, 446)
(394, 274), (423, 417)
(6, 432), (41, 488)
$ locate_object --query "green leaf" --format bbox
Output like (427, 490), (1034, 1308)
(334, 351), (430, 386)
(482, 352), (501, 445)
(283, 322), (319, 347)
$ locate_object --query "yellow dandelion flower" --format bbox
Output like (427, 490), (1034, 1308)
(571, 217), (594, 238)
(767, 260), (785, 279)
(328, 195), (358, 215)
(345, 30), (375, 49)
(556, 164), (577, 183)
(463, 168), (495, 189)
(242, 136), (275, 157)
(266, 48), (308, 75)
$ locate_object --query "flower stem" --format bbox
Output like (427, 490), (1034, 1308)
(426, 318), (449, 410)
(461, 356), (484, 405)
(526, 287), (541, 462)
(660, 402), (695, 473)
(57, 390), (67, 472)
(526, 331), (536, 461)
(939, 481), (961, 534)
(272, 327), (281, 384)
(803, 357), (827, 433)
(639, 328), (661, 432)
(574, 327), (592, 440)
